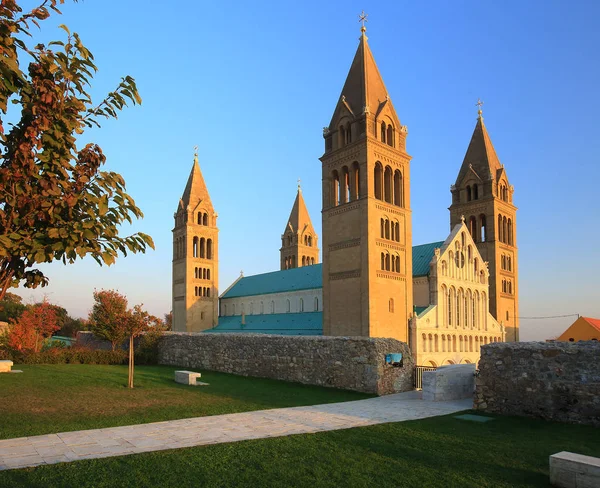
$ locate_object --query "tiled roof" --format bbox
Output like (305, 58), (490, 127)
(412, 241), (444, 277)
(204, 312), (323, 335)
(221, 264), (323, 299)
(582, 317), (600, 332)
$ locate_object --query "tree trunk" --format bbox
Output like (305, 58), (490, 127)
(128, 335), (134, 388)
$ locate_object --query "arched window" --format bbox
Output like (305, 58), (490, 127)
(385, 253), (390, 271)
(207, 288), (210, 298)
(422, 334), (427, 352)
(387, 124), (394, 147)
(385, 219), (390, 239)
(395, 221), (400, 242)
(381, 122), (386, 143)
(503, 216), (508, 244)
(466, 186), (472, 202)
(197, 213), (202, 225)
(308, 235), (312, 247)
(339, 125), (346, 147)
(332, 170), (340, 206)
(453, 335), (457, 352)
(395, 256), (400, 273)
(314, 297), (319, 311)
(199, 237), (206, 258)
(435, 334), (439, 352)
(302, 256), (306, 266)
(389, 298), (394, 312)
(374, 163), (383, 200)
(286, 300), (290, 313)
(193, 237), (199, 258)
(469, 216), (477, 241)
(448, 288), (455, 326)
(346, 122), (352, 144)
(498, 215), (503, 243)
(480, 214), (487, 242)
(291, 255), (296, 268)
(393, 170), (402, 207)
(352, 162), (360, 200)
(207, 269), (210, 280)
(384, 166), (393, 203)
(457, 289), (463, 326)
(380, 218), (385, 238)
(342, 166), (350, 204)
(508, 219), (513, 246)
(299, 298), (304, 312)
(207, 239), (212, 259)
(429, 334), (433, 353)
(381, 253), (385, 270)
(194, 286), (198, 297)
(203, 213), (208, 226)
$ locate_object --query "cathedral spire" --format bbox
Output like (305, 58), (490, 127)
(454, 103), (502, 186)
(180, 148), (213, 211)
(327, 16), (396, 130)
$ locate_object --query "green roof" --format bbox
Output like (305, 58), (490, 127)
(204, 312), (323, 335)
(222, 265), (322, 299)
(415, 306), (428, 316)
(412, 241), (445, 277)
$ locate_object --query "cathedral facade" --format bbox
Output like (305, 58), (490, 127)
(172, 23), (518, 364)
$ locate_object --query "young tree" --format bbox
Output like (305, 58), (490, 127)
(8, 299), (59, 352)
(88, 289), (128, 351)
(124, 305), (160, 388)
(0, 1), (154, 302)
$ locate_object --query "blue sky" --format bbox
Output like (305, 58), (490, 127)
(13, 0), (600, 340)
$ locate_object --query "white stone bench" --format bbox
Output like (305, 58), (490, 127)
(0, 360), (13, 373)
(174, 370), (202, 386)
(550, 451), (600, 488)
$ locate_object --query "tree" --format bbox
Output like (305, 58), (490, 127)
(88, 289), (128, 351)
(124, 304), (160, 388)
(164, 311), (172, 331)
(0, 294), (26, 322)
(0, 0), (154, 302)
(7, 299), (59, 352)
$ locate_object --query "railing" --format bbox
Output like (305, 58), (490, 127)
(414, 365), (437, 390)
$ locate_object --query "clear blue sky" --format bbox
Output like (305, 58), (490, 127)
(14, 0), (600, 340)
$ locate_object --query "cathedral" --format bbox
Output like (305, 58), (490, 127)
(172, 21), (518, 366)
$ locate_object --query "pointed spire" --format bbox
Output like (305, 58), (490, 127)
(284, 183), (314, 235)
(455, 103), (502, 186)
(328, 15), (395, 129)
(180, 147), (213, 210)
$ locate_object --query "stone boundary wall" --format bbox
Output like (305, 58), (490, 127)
(158, 333), (415, 395)
(474, 341), (600, 426)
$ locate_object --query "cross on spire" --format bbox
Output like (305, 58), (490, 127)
(358, 10), (368, 32)
(476, 98), (484, 118)
(297, 178), (301, 191)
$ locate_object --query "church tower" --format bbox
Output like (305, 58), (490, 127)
(320, 22), (413, 341)
(172, 150), (219, 332)
(280, 183), (319, 270)
(449, 104), (519, 341)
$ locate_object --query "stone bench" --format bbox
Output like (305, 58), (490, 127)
(0, 360), (13, 373)
(174, 370), (202, 386)
(550, 451), (600, 488)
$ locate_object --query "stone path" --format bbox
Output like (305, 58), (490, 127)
(0, 391), (471, 471)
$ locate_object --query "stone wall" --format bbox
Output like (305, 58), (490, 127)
(474, 341), (600, 426)
(158, 333), (414, 395)
(423, 363), (476, 401)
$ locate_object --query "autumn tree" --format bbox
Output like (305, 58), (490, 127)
(7, 299), (59, 352)
(88, 289), (128, 351)
(0, 0), (154, 302)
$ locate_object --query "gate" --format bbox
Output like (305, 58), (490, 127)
(414, 365), (437, 389)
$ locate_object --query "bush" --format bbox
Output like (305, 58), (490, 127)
(134, 327), (164, 365)
(0, 346), (127, 365)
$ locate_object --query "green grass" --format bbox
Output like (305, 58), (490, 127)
(1, 412), (599, 487)
(0, 364), (371, 439)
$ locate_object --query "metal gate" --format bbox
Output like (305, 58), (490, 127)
(413, 365), (437, 389)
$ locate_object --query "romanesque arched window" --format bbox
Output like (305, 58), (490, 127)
(342, 166), (350, 204)
(473, 184), (479, 200)
(384, 166), (393, 203)
(339, 125), (346, 148)
(385, 253), (390, 271)
(466, 186), (472, 202)
(352, 161), (360, 199)
(302, 256), (306, 266)
(346, 122), (352, 144)
(508, 218), (513, 246)
(381, 122), (386, 143)
(197, 213), (202, 225)
(393, 170), (402, 207)
(374, 162), (383, 200)
(207, 239), (212, 259)
(387, 124), (394, 147)
(332, 170), (340, 206)
(193, 237), (199, 258)
(385, 218), (390, 239)
(395, 221), (400, 242)
(203, 213), (208, 226)
(381, 252), (385, 270)
(480, 214), (487, 242)
(395, 255), (400, 273)
(199, 237), (206, 258)
(503, 216), (508, 244)
(469, 216), (477, 241)
(380, 218), (385, 238)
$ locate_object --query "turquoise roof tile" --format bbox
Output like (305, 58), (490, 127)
(412, 241), (445, 277)
(204, 312), (323, 335)
(222, 265), (323, 299)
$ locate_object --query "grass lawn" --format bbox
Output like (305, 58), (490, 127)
(0, 364), (371, 439)
(1, 411), (599, 487)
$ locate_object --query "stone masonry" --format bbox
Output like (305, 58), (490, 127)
(158, 333), (414, 395)
(474, 341), (600, 426)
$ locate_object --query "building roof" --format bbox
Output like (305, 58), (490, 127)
(221, 264), (323, 299)
(205, 312), (323, 336)
(582, 317), (600, 332)
(455, 115), (503, 186)
(179, 154), (213, 211)
(412, 241), (445, 277)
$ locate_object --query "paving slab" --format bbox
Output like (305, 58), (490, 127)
(0, 390), (470, 471)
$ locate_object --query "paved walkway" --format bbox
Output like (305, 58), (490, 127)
(0, 391), (470, 471)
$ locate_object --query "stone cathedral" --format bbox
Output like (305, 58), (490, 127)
(172, 22), (518, 365)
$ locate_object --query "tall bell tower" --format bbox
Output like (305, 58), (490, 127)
(321, 19), (413, 341)
(172, 149), (219, 332)
(449, 103), (519, 341)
